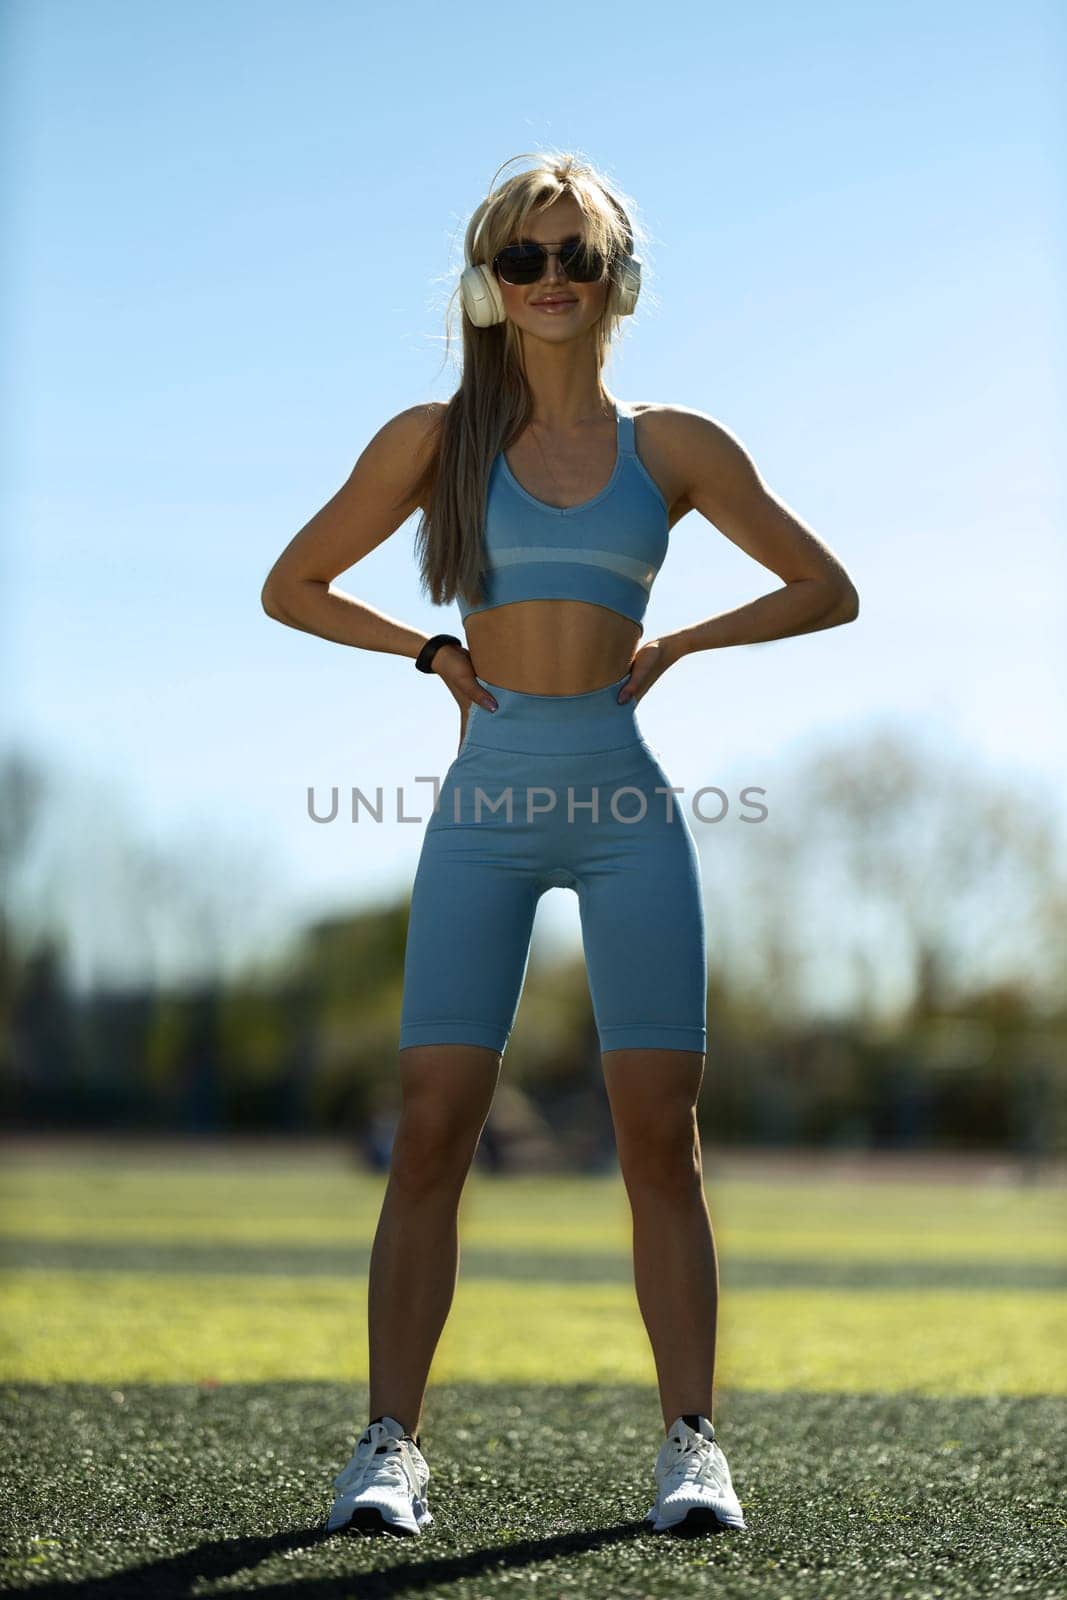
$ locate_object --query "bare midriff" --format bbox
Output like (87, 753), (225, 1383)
(463, 600), (643, 695)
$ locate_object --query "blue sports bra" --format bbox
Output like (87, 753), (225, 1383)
(456, 399), (670, 634)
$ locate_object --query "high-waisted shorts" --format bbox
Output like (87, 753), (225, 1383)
(398, 671), (707, 1056)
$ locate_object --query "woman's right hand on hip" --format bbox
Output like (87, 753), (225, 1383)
(431, 642), (498, 713)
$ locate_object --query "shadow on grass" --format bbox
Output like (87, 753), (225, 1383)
(4, 1512), (732, 1599)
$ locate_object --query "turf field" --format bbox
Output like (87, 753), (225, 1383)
(1, 1146), (1064, 1597)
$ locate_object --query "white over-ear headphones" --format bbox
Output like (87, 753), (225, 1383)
(459, 198), (642, 329)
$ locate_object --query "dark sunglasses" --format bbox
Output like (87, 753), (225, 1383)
(492, 235), (609, 287)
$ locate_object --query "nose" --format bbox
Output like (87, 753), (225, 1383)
(538, 250), (568, 284)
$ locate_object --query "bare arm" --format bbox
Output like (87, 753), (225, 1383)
(657, 409), (859, 661)
(260, 403), (443, 661)
(261, 402), (496, 739)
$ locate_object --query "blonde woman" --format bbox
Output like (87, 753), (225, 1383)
(262, 150), (859, 1538)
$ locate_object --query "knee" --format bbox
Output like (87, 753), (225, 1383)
(388, 1104), (484, 1196)
(617, 1110), (703, 1198)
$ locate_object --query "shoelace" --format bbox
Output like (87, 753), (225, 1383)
(333, 1434), (416, 1497)
(660, 1433), (730, 1495)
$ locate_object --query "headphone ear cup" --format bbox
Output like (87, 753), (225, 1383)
(460, 262), (505, 327)
(613, 254), (642, 317)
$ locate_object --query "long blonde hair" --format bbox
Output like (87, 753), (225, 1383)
(411, 149), (648, 612)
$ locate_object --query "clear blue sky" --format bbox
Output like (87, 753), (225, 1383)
(4, 0), (1063, 986)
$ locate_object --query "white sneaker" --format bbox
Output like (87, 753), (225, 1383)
(326, 1415), (434, 1536)
(645, 1414), (747, 1533)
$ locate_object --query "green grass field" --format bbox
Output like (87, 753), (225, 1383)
(1, 1149), (1064, 1597)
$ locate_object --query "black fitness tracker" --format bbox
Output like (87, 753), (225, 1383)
(415, 633), (464, 674)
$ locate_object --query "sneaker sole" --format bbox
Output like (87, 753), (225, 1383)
(334, 1506), (421, 1537)
(329, 1497), (428, 1536)
(646, 1506), (746, 1535)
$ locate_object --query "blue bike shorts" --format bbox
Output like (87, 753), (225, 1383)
(398, 670), (707, 1056)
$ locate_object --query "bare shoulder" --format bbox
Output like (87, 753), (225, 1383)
(632, 401), (747, 466)
(379, 399), (448, 460)
(357, 400), (449, 517)
(629, 401), (747, 523)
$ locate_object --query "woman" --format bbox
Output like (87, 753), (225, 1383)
(261, 150), (859, 1539)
